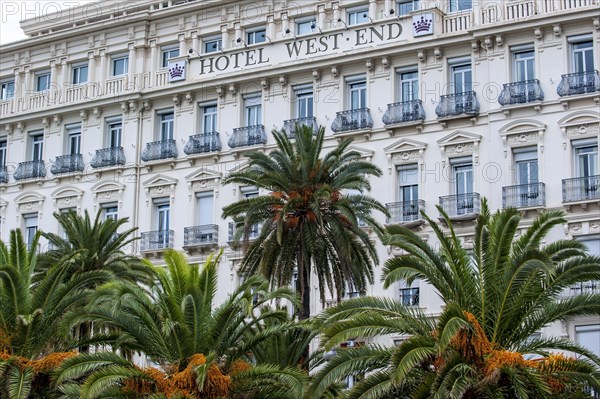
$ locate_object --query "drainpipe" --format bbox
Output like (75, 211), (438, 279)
(132, 103), (144, 254)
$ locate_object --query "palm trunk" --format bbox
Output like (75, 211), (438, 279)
(297, 242), (311, 370)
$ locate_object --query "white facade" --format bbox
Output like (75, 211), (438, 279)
(0, 0), (599, 351)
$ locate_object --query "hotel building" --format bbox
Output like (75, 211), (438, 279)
(0, 0), (599, 357)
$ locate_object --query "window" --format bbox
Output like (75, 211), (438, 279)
(569, 37), (594, 73)
(347, 7), (369, 26)
(397, 0), (419, 14)
(72, 63), (88, 85)
(348, 79), (367, 110)
(244, 95), (262, 126)
(31, 133), (44, 161)
(204, 36), (222, 53)
(573, 140), (598, 178)
(0, 81), (14, 100)
(297, 18), (316, 35)
(398, 69), (419, 102)
(197, 192), (214, 226)
(514, 147), (538, 185)
(241, 187), (260, 238)
(161, 47), (180, 68)
(576, 325), (600, 357)
(0, 139), (6, 166)
(159, 112), (174, 141)
(23, 214), (38, 250)
(36, 72), (50, 92)
(294, 85), (313, 118)
(201, 104), (217, 133)
(449, 0), (472, 12)
(578, 236), (600, 256)
(66, 124), (81, 155)
(399, 287), (419, 306)
(512, 46), (535, 82)
(398, 165), (419, 203)
(107, 118), (122, 148)
(247, 28), (266, 44)
(452, 160), (473, 195)
(103, 205), (119, 221)
(451, 63), (472, 94)
(155, 201), (171, 247)
(112, 56), (128, 76)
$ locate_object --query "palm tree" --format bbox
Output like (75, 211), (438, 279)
(56, 249), (306, 399)
(0, 229), (109, 398)
(222, 125), (387, 320)
(311, 200), (600, 398)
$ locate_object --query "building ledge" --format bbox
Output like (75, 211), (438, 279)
(385, 120), (424, 135)
(501, 101), (543, 117)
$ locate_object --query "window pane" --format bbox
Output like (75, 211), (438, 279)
(297, 21), (315, 35)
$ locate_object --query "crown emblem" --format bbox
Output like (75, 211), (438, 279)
(413, 16), (432, 33)
(169, 63), (185, 79)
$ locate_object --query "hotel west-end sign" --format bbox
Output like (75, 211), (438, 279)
(195, 22), (407, 77)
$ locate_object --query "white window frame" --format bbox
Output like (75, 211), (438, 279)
(397, 0), (419, 15)
(449, 0), (472, 13)
(293, 84), (314, 118)
(111, 55), (129, 77)
(102, 203), (119, 221)
(203, 36), (223, 53)
(347, 76), (367, 110)
(568, 35), (594, 74)
(23, 213), (38, 249)
(200, 103), (218, 133)
(196, 191), (214, 226)
(35, 71), (51, 92)
(397, 67), (419, 102)
(72, 62), (89, 85)
(161, 46), (180, 68)
(247, 27), (267, 45)
(106, 116), (123, 148)
(244, 94), (262, 126)
(66, 124), (82, 155)
(347, 6), (370, 26)
(296, 17), (316, 35)
(0, 138), (7, 166)
(31, 132), (44, 161)
(0, 80), (15, 100)
(157, 110), (175, 141)
(572, 138), (598, 178)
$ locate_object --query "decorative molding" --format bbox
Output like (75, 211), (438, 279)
(51, 185), (84, 212)
(185, 169), (222, 200)
(142, 174), (178, 205)
(346, 145), (374, 162)
(437, 130), (482, 164)
(557, 110), (600, 150)
(498, 119), (547, 156)
(14, 191), (45, 216)
(90, 181), (125, 211)
(384, 138), (427, 174)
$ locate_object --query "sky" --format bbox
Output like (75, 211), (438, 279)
(1, 0), (94, 45)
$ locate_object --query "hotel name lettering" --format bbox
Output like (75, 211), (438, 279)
(198, 23), (402, 75)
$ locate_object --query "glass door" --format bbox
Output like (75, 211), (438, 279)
(451, 64), (472, 94)
(156, 203), (170, 248)
(576, 145), (599, 199)
(160, 113), (174, 141)
(296, 92), (314, 118)
(349, 81), (367, 110)
(453, 163), (473, 215)
(109, 122), (122, 148)
(573, 42), (594, 74)
(32, 135), (43, 161)
(400, 71), (419, 102)
(398, 166), (419, 221)
(202, 105), (217, 133)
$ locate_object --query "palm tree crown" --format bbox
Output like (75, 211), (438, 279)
(222, 125), (387, 319)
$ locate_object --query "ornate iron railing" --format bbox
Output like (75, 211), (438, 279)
(0, 165), (7, 183)
(90, 147), (126, 168)
(439, 193), (481, 217)
(498, 79), (544, 105)
(14, 160), (46, 180)
(141, 139), (178, 162)
(183, 132), (222, 155)
(140, 230), (174, 251)
(228, 221), (261, 242)
(331, 108), (373, 133)
(50, 154), (84, 175)
(282, 117), (318, 137)
(557, 70), (600, 96)
(562, 175), (600, 202)
(382, 100), (426, 125)
(228, 125), (267, 148)
(183, 224), (219, 247)
(502, 182), (545, 208)
(399, 288), (420, 307)
(386, 200), (425, 224)
(435, 91), (479, 118)
(563, 281), (600, 297)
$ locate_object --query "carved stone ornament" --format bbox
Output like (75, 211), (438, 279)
(392, 151), (421, 162)
(566, 123), (599, 138)
(445, 143), (475, 155)
(506, 132), (539, 145)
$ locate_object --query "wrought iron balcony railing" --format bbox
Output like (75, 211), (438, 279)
(140, 230), (174, 251)
(386, 200), (425, 224)
(14, 160), (46, 180)
(141, 139), (178, 162)
(90, 147), (126, 168)
(435, 91), (479, 118)
(400, 288), (420, 307)
(382, 100), (426, 125)
(562, 175), (600, 202)
(331, 108), (373, 133)
(50, 154), (84, 175)
(0, 165), (7, 183)
(183, 132), (222, 155)
(562, 281), (600, 298)
(228, 125), (267, 148)
(557, 70), (600, 97)
(439, 193), (481, 218)
(502, 182), (545, 208)
(183, 224), (219, 247)
(228, 221), (261, 242)
(498, 80), (544, 105)
(282, 117), (318, 138)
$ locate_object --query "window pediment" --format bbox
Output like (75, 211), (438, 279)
(185, 168), (222, 199)
(437, 131), (481, 163)
(14, 191), (45, 214)
(384, 138), (427, 173)
(498, 119), (546, 156)
(51, 185), (84, 210)
(143, 174), (178, 203)
(347, 145), (374, 162)
(558, 111), (600, 148)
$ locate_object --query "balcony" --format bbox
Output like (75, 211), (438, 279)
(140, 230), (174, 252)
(562, 175), (600, 203)
(562, 281), (600, 298)
(183, 132), (222, 155)
(228, 222), (261, 243)
(435, 92), (479, 119)
(498, 80), (544, 106)
(331, 108), (373, 133)
(282, 117), (318, 138)
(183, 224), (219, 250)
(557, 70), (600, 97)
(0, 165), (7, 183)
(228, 125), (267, 148)
(141, 139), (178, 162)
(385, 200), (425, 227)
(14, 160), (46, 181)
(90, 147), (126, 168)
(50, 154), (84, 175)
(502, 183), (545, 209)
(399, 287), (419, 307)
(382, 100), (425, 126)
(439, 193), (481, 220)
